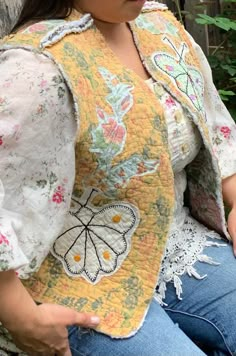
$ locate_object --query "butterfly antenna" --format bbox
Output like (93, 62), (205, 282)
(84, 188), (99, 206)
(163, 37), (178, 55)
(163, 37), (186, 63)
(179, 43), (187, 63)
(71, 197), (82, 208)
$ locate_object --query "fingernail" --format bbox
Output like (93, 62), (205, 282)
(91, 316), (100, 325)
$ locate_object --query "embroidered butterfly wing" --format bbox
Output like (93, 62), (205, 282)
(153, 45), (204, 112)
(52, 189), (139, 284)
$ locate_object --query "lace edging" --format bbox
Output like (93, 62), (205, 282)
(155, 217), (227, 306)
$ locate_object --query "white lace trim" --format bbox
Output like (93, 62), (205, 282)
(142, 1), (168, 12)
(155, 215), (227, 306)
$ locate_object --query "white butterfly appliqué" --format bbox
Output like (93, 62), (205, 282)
(51, 188), (140, 284)
(152, 37), (204, 113)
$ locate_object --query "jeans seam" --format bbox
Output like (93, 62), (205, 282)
(68, 325), (78, 337)
(165, 307), (234, 356)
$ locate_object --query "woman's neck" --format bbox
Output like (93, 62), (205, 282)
(72, 5), (129, 43)
(93, 19), (129, 44)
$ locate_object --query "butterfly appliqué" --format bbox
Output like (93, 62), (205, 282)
(51, 188), (140, 284)
(152, 37), (204, 112)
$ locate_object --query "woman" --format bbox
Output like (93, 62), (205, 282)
(1, 0), (236, 355)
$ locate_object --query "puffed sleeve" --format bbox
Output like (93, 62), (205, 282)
(0, 48), (77, 277)
(188, 33), (236, 178)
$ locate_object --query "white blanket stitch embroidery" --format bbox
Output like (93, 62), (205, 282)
(51, 188), (140, 283)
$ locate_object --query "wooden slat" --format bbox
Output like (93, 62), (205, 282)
(207, 0), (221, 52)
(184, 0), (209, 54)
(0, 0), (22, 37)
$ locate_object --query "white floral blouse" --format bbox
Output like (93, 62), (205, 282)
(146, 77), (226, 302)
(0, 37), (236, 303)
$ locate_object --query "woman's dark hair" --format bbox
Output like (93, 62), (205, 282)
(12, 0), (75, 32)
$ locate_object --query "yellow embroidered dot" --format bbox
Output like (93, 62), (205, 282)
(103, 251), (111, 260)
(112, 215), (122, 223)
(74, 255), (81, 262)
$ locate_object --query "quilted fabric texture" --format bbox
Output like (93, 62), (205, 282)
(1, 4), (227, 337)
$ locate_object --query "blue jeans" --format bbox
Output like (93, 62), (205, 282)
(68, 241), (236, 356)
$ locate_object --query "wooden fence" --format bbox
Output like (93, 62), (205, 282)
(0, 0), (22, 37)
(0, 0), (226, 53)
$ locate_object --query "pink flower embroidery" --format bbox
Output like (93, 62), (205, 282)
(0, 233), (9, 245)
(103, 311), (123, 329)
(190, 94), (197, 102)
(3, 81), (12, 89)
(0, 136), (3, 146)
(28, 23), (47, 33)
(165, 65), (174, 72)
(121, 96), (131, 111)
(220, 126), (231, 139)
(97, 108), (105, 120)
(165, 96), (176, 109)
(40, 80), (48, 88)
(150, 15), (169, 32)
(52, 192), (63, 204)
(57, 186), (64, 192)
(102, 118), (126, 145)
(37, 105), (44, 114)
(52, 185), (65, 204)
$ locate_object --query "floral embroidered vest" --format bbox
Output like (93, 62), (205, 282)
(2, 1), (227, 337)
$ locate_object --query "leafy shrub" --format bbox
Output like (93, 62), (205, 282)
(196, 1), (236, 120)
(170, 0), (236, 120)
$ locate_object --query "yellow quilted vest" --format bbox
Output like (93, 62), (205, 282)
(1, 2), (227, 337)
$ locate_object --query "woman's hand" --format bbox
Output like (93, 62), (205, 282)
(0, 271), (100, 356)
(8, 303), (100, 356)
(222, 174), (236, 255)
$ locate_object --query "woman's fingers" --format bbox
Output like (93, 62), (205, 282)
(57, 341), (72, 356)
(39, 303), (100, 328)
(63, 349), (72, 356)
(74, 312), (100, 328)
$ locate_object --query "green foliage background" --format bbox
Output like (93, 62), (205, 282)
(173, 0), (236, 120)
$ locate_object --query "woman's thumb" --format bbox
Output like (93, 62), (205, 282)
(73, 311), (100, 328)
(54, 304), (100, 327)
(40, 303), (100, 328)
